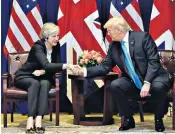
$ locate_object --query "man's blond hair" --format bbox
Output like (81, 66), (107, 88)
(40, 23), (59, 39)
(104, 16), (130, 32)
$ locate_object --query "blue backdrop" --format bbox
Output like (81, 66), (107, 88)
(1, 0), (153, 113)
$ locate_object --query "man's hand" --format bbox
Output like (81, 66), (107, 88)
(32, 70), (45, 76)
(140, 83), (151, 98)
(67, 64), (84, 76)
(76, 67), (84, 76)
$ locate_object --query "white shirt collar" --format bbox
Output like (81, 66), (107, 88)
(47, 49), (52, 54)
(122, 31), (129, 43)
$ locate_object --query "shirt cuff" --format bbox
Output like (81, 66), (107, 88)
(144, 81), (151, 85)
(62, 64), (68, 70)
(83, 68), (87, 77)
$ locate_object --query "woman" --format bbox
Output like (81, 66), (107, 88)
(14, 23), (74, 133)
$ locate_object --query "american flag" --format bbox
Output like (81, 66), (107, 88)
(149, 0), (175, 50)
(106, 0), (144, 45)
(57, 0), (106, 100)
(105, 0), (144, 75)
(110, 0), (143, 31)
(3, 0), (43, 57)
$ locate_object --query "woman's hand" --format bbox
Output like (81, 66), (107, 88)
(32, 70), (45, 76)
(67, 64), (83, 75)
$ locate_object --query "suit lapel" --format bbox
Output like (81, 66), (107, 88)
(129, 31), (135, 60)
(116, 43), (127, 72)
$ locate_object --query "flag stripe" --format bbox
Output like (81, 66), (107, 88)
(123, 7), (143, 31)
(4, 36), (17, 55)
(131, 0), (141, 16)
(110, 2), (121, 17)
(12, 8), (34, 47)
(126, 3), (144, 31)
(27, 11), (41, 37)
(10, 17), (31, 50)
(3, 46), (10, 57)
(29, 5), (43, 36)
(7, 27), (24, 52)
(32, 5), (43, 28)
(73, 49), (77, 64)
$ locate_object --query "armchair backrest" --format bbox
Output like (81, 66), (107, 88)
(8, 51), (29, 86)
(159, 50), (175, 74)
(159, 50), (175, 92)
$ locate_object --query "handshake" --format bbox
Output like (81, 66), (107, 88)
(67, 64), (84, 76)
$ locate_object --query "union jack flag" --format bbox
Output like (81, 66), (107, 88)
(58, 0), (106, 57)
(3, 0), (43, 57)
(57, 0), (106, 100)
(149, 0), (175, 50)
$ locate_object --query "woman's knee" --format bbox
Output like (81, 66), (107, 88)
(40, 80), (51, 86)
(40, 80), (51, 91)
(29, 79), (40, 89)
(27, 79), (40, 96)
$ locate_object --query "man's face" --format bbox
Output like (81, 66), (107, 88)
(107, 27), (123, 41)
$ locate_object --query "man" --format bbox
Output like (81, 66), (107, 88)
(72, 16), (171, 132)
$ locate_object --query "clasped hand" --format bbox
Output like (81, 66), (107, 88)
(67, 64), (84, 76)
(140, 83), (151, 98)
(32, 70), (45, 76)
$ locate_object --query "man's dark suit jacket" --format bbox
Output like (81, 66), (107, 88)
(87, 31), (170, 88)
(15, 39), (63, 82)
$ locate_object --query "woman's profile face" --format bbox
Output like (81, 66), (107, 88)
(47, 32), (59, 46)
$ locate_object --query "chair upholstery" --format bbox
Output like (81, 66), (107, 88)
(135, 50), (175, 130)
(2, 52), (60, 127)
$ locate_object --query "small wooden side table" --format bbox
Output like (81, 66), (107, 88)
(68, 72), (118, 126)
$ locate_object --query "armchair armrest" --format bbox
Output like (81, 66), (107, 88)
(54, 72), (61, 91)
(2, 73), (10, 92)
(55, 72), (61, 78)
(2, 73), (9, 79)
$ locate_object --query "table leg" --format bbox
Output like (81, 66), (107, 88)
(79, 95), (85, 118)
(103, 80), (113, 125)
(71, 79), (85, 125)
(71, 79), (80, 125)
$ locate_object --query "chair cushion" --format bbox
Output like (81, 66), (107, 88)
(6, 87), (28, 95)
(5, 87), (59, 99)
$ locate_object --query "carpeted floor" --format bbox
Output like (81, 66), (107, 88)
(1, 113), (175, 134)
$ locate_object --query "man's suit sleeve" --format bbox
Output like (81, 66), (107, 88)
(143, 33), (161, 83)
(33, 45), (63, 72)
(87, 44), (116, 77)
